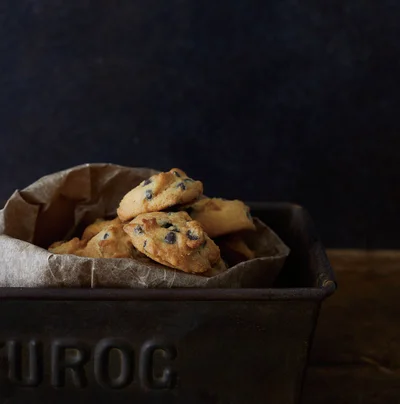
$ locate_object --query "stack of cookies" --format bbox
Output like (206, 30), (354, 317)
(48, 168), (257, 276)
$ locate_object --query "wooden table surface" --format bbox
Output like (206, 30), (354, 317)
(303, 250), (400, 404)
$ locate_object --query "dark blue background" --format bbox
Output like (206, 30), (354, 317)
(0, 0), (399, 248)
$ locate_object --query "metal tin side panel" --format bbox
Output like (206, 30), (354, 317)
(0, 299), (318, 404)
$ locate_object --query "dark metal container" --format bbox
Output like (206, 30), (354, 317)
(0, 203), (335, 404)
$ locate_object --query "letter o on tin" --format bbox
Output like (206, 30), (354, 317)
(94, 338), (134, 389)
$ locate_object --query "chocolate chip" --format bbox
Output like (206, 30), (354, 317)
(187, 230), (199, 240)
(134, 225), (144, 235)
(162, 222), (180, 232)
(177, 182), (186, 190)
(145, 189), (153, 200)
(165, 232), (177, 244)
(103, 233), (109, 240)
(142, 178), (152, 186)
(143, 240), (147, 248)
(173, 171), (181, 177)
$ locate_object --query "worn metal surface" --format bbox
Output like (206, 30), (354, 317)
(0, 203), (335, 403)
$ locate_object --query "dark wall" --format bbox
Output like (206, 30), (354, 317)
(0, 0), (399, 248)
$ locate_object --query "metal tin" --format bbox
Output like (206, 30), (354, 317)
(0, 203), (335, 404)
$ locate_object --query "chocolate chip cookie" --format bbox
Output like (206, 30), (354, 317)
(49, 223), (139, 259)
(48, 237), (86, 255)
(82, 217), (121, 241)
(185, 198), (256, 238)
(216, 234), (255, 266)
(117, 168), (203, 222)
(123, 211), (220, 273)
(78, 223), (137, 259)
(201, 258), (228, 277)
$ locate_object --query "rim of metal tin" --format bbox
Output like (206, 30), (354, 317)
(0, 282), (335, 302)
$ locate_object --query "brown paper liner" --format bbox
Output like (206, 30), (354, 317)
(0, 164), (289, 288)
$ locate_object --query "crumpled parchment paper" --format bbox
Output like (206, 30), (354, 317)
(0, 163), (290, 288)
